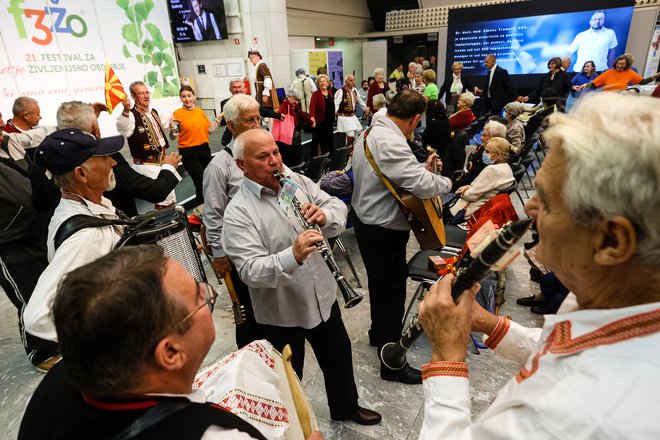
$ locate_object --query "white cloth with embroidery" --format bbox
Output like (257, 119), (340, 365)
(419, 297), (660, 439)
(194, 340), (292, 440)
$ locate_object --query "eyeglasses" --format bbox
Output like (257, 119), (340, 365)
(167, 282), (218, 332)
(134, 91), (151, 96)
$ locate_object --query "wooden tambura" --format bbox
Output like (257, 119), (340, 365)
(193, 340), (318, 440)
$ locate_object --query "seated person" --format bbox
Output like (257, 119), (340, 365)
(422, 99), (451, 157)
(417, 93), (660, 439)
(451, 120), (507, 190)
(503, 101), (526, 155)
(370, 94), (388, 126)
(19, 245), (323, 439)
(448, 92), (476, 132)
(449, 137), (515, 221)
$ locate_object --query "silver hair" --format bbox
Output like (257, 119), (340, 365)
(373, 67), (385, 77)
(372, 94), (387, 110)
(484, 120), (506, 138)
(422, 60), (430, 69)
(408, 62), (416, 68)
(223, 94), (259, 124)
(288, 88), (303, 100)
(129, 81), (147, 95)
(505, 101), (525, 118)
(228, 78), (243, 91)
(344, 74), (355, 82)
(561, 56), (572, 63)
(56, 101), (97, 132)
(459, 91), (475, 107)
(385, 90), (397, 104)
(12, 96), (38, 117)
(295, 67), (306, 76)
(544, 93), (660, 266)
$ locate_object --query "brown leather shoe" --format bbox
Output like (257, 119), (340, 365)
(339, 407), (382, 425)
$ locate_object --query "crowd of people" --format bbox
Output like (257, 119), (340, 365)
(2, 41), (660, 440)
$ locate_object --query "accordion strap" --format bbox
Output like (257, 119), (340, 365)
(54, 214), (131, 251)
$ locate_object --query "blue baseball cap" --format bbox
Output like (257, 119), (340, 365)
(34, 128), (124, 175)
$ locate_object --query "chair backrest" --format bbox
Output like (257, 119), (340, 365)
(511, 163), (526, 183)
(327, 147), (350, 172)
(497, 180), (518, 195)
(289, 162), (307, 174)
(305, 153), (330, 182)
(441, 130), (469, 178)
(333, 132), (347, 149)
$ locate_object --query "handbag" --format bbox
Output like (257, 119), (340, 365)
(272, 113), (295, 144)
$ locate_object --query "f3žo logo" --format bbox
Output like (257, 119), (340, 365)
(8, 0), (87, 46)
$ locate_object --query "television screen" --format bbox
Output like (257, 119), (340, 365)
(167, 0), (228, 43)
(446, 0), (635, 89)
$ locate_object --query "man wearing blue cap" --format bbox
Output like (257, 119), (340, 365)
(22, 128), (125, 372)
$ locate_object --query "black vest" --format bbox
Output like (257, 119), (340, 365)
(18, 361), (267, 440)
(127, 107), (166, 164)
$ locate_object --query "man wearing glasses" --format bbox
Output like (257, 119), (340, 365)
(117, 81), (177, 210)
(20, 245), (300, 439)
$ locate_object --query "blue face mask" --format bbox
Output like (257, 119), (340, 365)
(482, 153), (493, 165)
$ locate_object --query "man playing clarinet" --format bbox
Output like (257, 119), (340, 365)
(222, 128), (381, 426)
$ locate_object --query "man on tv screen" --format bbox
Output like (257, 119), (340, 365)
(567, 10), (617, 72)
(186, 0), (221, 41)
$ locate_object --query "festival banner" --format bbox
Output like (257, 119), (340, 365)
(0, 0), (181, 134)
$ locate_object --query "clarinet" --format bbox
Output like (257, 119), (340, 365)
(274, 170), (363, 308)
(380, 218), (534, 370)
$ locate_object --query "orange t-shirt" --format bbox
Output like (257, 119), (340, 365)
(591, 69), (643, 92)
(173, 106), (211, 148)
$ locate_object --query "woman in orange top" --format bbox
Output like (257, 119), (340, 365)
(172, 85), (221, 206)
(578, 54), (660, 93)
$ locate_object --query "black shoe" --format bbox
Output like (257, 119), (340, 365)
(335, 407), (382, 425)
(529, 267), (543, 283)
(380, 364), (422, 384)
(516, 295), (546, 307)
(530, 305), (546, 315)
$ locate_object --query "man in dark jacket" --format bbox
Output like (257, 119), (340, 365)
(474, 54), (517, 115)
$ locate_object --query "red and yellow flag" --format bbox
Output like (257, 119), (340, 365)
(104, 63), (127, 115)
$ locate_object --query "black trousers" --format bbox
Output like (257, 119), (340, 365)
(179, 144), (212, 206)
(0, 240), (55, 365)
(229, 261), (265, 349)
(353, 215), (410, 352)
(259, 302), (359, 420)
(277, 137), (303, 167)
(312, 119), (334, 155)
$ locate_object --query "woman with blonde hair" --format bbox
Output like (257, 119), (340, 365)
(309, 73), (335, 155)
(422, 69), (439, 101)
(450, 137), (515, 220)
(439, 61), (474, 112)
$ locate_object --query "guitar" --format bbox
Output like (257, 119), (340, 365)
(364, 139), (446, 250)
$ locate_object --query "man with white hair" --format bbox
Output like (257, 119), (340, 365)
(23, 127), (125, 371)
(291, 67), (316, 113)
(334, 74), (368, 149)
(223, 128), (382, 426)
(202, 94), (264, 348)
(418, 93), (660, 438)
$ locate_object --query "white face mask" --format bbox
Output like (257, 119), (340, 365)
(106, 171), (116, 192)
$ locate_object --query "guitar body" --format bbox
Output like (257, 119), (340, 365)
(399, 192), (446, 250)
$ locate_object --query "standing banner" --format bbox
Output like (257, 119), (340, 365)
(327, 51), (344, 88)
(0, 0), (180, 134)
(644, 25), (660, 78)
(308, 51), (328, 77)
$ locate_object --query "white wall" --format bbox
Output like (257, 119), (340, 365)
(286, 0), (373, 38)
(362, 40), (388, 82)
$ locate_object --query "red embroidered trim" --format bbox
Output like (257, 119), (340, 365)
(485, 316), (511, 349)
(422, 361), (469, 379)
(516, 307), (660, 383)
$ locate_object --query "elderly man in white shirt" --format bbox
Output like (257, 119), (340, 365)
(417, 93), (660, 439)
(334, 74), (368, 149)
(23, 128), (125, 372)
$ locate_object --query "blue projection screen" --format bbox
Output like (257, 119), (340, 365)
(447, 0), (635, 87)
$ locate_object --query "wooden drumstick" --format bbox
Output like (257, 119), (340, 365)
(282, 345), (312, 438)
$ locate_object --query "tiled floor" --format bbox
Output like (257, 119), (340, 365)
(0, 144), (546, 439)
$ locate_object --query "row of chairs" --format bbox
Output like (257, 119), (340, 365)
(289, 146), (352, 182)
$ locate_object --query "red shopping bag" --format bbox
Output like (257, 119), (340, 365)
(272, 114), (295, 144)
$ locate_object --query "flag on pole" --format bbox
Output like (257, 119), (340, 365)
(104, 63), (127, 115)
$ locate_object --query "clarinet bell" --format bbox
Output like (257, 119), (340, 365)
(338, 277), (363, 308)
(380, 341), (407, 371)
